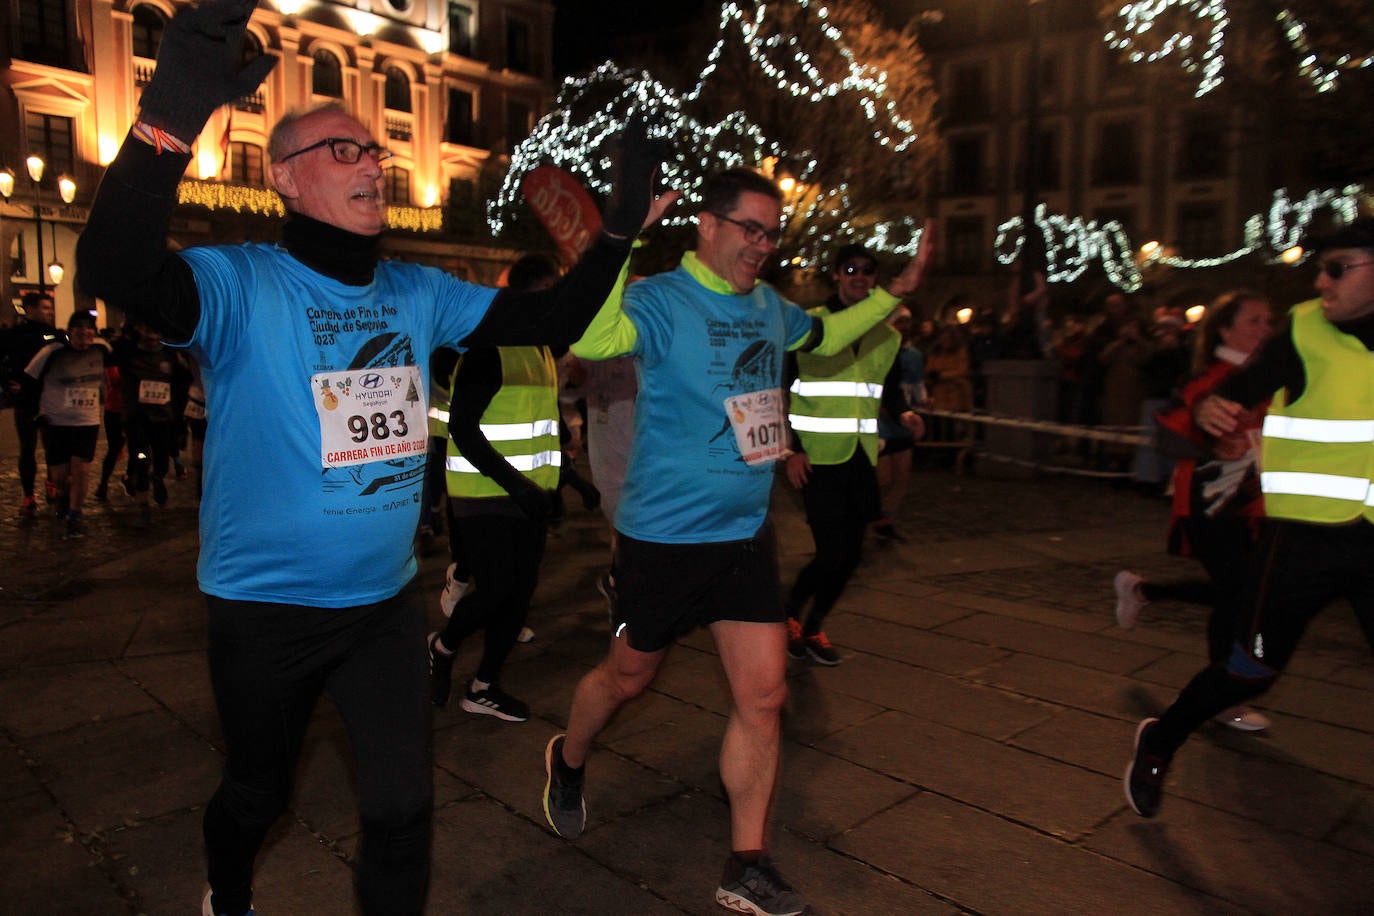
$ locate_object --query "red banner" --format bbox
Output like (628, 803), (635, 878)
(521, 166), (602, 265)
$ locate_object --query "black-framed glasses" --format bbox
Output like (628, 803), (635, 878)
(278, 137), (394, 165)
(711, 212), (783, 246)
(1316, 259), (1374, 280)
(841, 262), (877, 277)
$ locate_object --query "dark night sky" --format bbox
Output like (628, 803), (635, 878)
(551, 0), (713, 77)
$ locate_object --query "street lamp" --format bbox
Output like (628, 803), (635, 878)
(0, 155), (76, 295)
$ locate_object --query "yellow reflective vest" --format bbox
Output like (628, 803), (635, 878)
(445, 346), (561, 498)
(1260, 299), (1374, 524)
(788, 305), (899, 466)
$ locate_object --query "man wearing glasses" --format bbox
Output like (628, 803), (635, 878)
(75, 2), (665, 914)
(781, 243), (924, 668)
(1126, 216), (1374, 819)
(541, 168), (931, 916)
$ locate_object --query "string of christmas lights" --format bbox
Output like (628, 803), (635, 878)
(177, 179), (442, 231)
(995, 185), (1366, 293)
(1106, 2), (1374, 97)
(486, 0), (926, 266)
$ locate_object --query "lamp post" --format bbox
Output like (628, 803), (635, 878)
(0, 156), (76, 296)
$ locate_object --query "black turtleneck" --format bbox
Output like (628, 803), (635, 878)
(281, 212), (381, 286)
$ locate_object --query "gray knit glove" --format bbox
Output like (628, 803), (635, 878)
(138, 0), (277, 143)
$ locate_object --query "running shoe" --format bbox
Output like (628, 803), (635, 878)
(1113, 570), (1147, 629)
(93, 483), (108, 502)
(19, 495), (37, 518)
(803, 631), (841, 666)
(543, 734), (586, 839)
(152, 477), (168, 506)
(715, 855), (806, 916)
(517, 626), (536, 643)
(201, 886), (254, 916)
(460, 683), (528, 721)
(64, 514), (86, 540)
(1124, 717), (1170, 818)
(1214, 705), (1270, 732)
(439, 563), (472, 617)
(428, 632), (455, 707)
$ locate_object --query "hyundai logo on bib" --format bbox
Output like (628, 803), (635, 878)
(360, 373), (384, 389)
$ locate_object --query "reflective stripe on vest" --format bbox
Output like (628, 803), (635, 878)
(1261, 471), (1374, 504)
(447, 449), (562, 475)
(477, 419), (559, 441)
(1262, 414), (1374, 443)
(787, 415), (879, 435)
(428, 406), (450, 424)
(788, 379), (883, 400)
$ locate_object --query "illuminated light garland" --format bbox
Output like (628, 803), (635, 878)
(1104, 0), (1230, 98)
(1107, 2), (1374, 96)
(488, 0), (927, 267)
(996, 185), (1366, 292)
(1275, 10), (1374, 95)
(177, 179), (443, 231)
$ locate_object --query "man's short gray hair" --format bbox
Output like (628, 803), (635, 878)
(268, 101), (353, 162)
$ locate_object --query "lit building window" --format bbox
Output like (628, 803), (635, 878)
(385, 66), (412, 113)
(230, 142), (265, 186)
(312, 49), (343, 98)
(131, 4), (166, 60)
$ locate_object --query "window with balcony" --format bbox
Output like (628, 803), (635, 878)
(506, 17), (533, 74)
(312, 49), (344, 98)
(449, 3), (474, 57)
(1018, 127), (1062, 191)
(946, 216), (986, 274)
(446, 88), (476, 146)
(25, 113), (75, 188)
(947, 134), (988, 196)
(230, 142), (265, 186)
(1095, 120), (1140, 185)
(18, 0), (77, 69)
(385, 67), (413, 113)
(386, 166), (411, 207)
(131, 4), (166, 60)
(1176, 113), (1228, 180)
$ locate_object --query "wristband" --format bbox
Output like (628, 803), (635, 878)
(132, 121), (192, 155)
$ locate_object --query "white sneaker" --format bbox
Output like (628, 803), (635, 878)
(440, 563), (473, 617)
(202, 887), (253, 916)
(1215, 705), (1270, 732)
(1113, 570), (1147, 629)
(517, 626), (535, 643)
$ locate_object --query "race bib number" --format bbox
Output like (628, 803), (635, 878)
(184, 399), (206, 420)
(724, 387), (788, 466)
(139, 379), (172, 405)
(313, 365), (428, 468)
(65, 386), (99, 410)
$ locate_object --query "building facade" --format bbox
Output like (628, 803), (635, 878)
(1, 0), (556, 324)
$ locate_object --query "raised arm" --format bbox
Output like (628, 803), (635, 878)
(77, 0), (276, 341)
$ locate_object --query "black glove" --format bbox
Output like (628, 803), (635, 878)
(601, 118), (670, 239)
(509, 480), (552, 521)
(138, 0), (277, 144)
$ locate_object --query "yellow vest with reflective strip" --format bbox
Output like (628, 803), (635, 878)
(1260, 299), (1374, 524)
(427, 376), (451, 438)
(445, 346), (561, 498)
(788, 307), (899, 465)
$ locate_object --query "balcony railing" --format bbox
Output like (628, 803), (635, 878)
(387, 114), (414, 143)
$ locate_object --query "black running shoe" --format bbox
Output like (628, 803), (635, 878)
(428, 632), (455, 707)
(715, 855), (806, 916)
(459, 683), (528, 722)
(152, 478), (168, 506)
(543, 734), (586, 839)
(1124, 717), (1170, 818)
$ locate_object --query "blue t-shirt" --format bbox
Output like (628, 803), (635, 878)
(180, 243), (496, 607)
(615, 265), (813, 543)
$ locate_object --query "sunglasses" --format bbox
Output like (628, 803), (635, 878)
(1316, 259), (1374, 280)
(841, 262), (877, 276)
(711, 212), (783, 246)
(279, 137), (395, 165)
